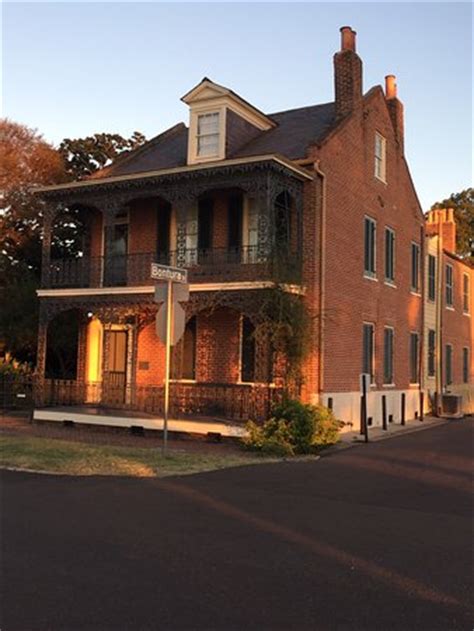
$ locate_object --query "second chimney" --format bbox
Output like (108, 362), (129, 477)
(334, 26), (363, 119)
(385, 74), (405, 154)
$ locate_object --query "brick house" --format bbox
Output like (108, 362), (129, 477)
(424, 209), (473, 414)
(33, 26), (471, 430)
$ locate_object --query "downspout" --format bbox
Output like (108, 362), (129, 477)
(295, 158), (327, 404)
(436, 232), (443, 414)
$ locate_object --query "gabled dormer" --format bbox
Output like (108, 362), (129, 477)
(181, 77), (276, 165)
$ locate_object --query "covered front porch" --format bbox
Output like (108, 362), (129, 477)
(35, 288), (300, 427)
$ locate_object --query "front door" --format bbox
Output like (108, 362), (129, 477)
(103, 330), (128, 406)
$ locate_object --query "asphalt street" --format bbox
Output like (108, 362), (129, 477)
(1, 420), (472, 630)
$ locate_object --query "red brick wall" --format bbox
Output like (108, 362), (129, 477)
(196, 308), (240, 383)
(129, 199), (157, 254)
(307, 87), (424, 394)
(442, 254), (473, 386)
(136, 322), (166, 386)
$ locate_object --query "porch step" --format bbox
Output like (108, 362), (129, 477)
(33, 408), (247, 438)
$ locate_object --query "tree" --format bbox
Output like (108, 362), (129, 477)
(0, 118), (67, 276)
(430, 188), (474, 261)
(59, 131), (146, 179)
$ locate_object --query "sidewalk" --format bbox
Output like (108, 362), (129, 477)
(335, 414), (451, 450)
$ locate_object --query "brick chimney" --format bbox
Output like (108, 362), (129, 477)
(334, 26), (363, 119)
(385, 75), (404, 154)
(426, 208), (457, 254)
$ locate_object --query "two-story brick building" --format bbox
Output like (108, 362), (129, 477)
(32, 26), (471, 431)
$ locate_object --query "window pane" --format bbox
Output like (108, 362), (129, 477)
(428, 255), (436, 301)
(383, 328), (393, 384)
(197, 113), (219, 135)
(364, 218), (376, 275)
(463, 274), (469, 312)
(410, 333), (419, 383)
(445, 345), (452, 385)
(411, 243), (420, 291)
(463, 348), (469, 383)
(428, 329), (436, 377)
(362, 324), (374, 382)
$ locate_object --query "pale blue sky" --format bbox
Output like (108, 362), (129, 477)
(2, 2), (472, 209)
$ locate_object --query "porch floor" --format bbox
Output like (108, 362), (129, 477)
(33, 406), (247, 438)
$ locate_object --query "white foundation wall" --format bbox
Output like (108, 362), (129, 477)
(321, 389), (425, 432)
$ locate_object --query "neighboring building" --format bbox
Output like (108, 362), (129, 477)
(424, 209), (473, 414)
(32, 26), (470, 431)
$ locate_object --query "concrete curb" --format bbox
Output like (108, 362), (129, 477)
(321, 417), (450, 457)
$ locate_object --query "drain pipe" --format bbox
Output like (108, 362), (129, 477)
(295, 157), (327, 404)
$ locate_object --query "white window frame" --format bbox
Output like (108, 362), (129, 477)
(364, 215), (377, 279)
(196, 112), (220, 158)
(445, 343), (453, 386)
(374, 132), (387, 183)
(462, 347), (469, 384)
(383, 326), (395, 385)
(187, 105), (226, 165)
(384, 226), (396, 284)
(410, 242), (421, 293)
(362, 322), (375, 384)
(445, 264), (454, 308)
(409, 331), (420, 385)
(463, 273), (470, 314)
(427, 254), (436, 302)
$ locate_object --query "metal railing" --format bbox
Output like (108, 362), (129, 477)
(47, 247), (301, 288)
(31, 379), (284, 422)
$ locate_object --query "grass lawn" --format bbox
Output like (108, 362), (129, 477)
(0, 434), (270, 477)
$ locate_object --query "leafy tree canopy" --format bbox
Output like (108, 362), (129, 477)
(59, 131), (146, 179)
(430, 188), (474, 261)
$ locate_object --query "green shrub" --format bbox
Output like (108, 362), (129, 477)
(243, 399), (342, 456)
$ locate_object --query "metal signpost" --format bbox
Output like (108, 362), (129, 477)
(151, 263), (189, 455)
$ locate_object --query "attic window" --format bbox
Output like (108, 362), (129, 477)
(197, 112), (220, 157)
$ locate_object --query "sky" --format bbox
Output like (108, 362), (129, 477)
(2, 2), (472, 209)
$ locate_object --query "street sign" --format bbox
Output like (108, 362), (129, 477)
(151, 262), (188, 284)
(156, 301), (186, 346)
(154, 283), (189, 304)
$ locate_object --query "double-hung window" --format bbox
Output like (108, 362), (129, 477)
(463, 348), (469, 383)
(463, 273), (470, 313)
(428, 254), (436, 301)
(385, 227), (395, 283)
(196, 112), (220, 157)
(383, 327), (394, 384)
(375, 133), (386, 182)
(362, 323), (375, 383)
(446, 264), (454, 307)
(445, 344), (453, 386)
(364, 216), (376, 278)
(411, 242), (420, 292)
(409, 332), (419, 384)
(428, 329), (436, 377)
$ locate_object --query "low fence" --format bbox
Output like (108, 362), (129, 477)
(1, 377), (284, 423)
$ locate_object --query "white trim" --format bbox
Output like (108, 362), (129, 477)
(37, 281), (306, 298)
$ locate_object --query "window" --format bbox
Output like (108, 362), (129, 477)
(409, 332), (419, 384)
(384, 227), (395, 283)
(411, 243), (420, 292)
(240, 317), (256, 383)
(445, 264), (453, 307)
(463, 273), (470, 313)
(362, 323), (375, 383)
(383, 327), (394, 384)
(364, 217), (376, 277)
(428, 329), (436, 377)
(445, 344), (453, 386)
(196, 112), (220, 157)
(428, 254), (436, 301)
(375, 132), (386, 182)
(463, 347), (469, 383)
(172, 316), (197, 380)
(228, 194), (243, 256)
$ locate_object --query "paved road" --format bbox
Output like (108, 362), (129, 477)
(1, 421), (472, 630)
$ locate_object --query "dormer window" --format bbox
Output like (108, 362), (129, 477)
(197, 112), (220, 157)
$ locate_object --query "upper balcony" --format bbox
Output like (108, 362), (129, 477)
(47, 247), (302, 288)
(36, 157), (310, 292)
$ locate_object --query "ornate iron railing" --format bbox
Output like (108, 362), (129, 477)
(33, 379), (283, 423)
(47, 247), (301, 289)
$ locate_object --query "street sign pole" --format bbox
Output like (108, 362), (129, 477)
(162, 280), (173, 456)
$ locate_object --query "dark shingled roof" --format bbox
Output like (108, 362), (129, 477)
(93, 101), (336, 179)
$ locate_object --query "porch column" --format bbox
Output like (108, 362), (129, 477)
(36, 302), (49, 379)
(246, 181), (271, 263)
(40, 204), (55, 288)
(174, 199), (192, 268)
